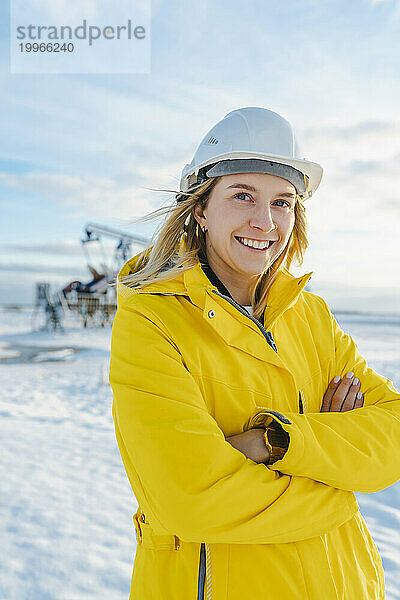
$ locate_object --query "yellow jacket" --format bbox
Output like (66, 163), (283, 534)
(110, 247), (399, 599)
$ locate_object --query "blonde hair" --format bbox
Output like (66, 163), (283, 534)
(115, 176), (309, 321)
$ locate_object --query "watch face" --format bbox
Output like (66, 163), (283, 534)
(265, 423), (290, 464)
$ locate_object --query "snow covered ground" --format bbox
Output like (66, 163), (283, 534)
(0, 306), (399, 599)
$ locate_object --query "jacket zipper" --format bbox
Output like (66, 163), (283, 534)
(197, 543), (206, 599)
(197, 542), (212, 600)
(299, 389), (307, 413)
(212, 290), (278, 352)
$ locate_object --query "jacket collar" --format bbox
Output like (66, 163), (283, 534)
(117, 244), (313, 330)
(197, 249), (233, 299)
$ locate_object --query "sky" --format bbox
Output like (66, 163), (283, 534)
(1, 0), (400, 309)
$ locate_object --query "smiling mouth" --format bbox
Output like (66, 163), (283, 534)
(234, 237), (276, 252)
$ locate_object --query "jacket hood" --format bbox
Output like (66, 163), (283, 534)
(116, 242), (188, 298)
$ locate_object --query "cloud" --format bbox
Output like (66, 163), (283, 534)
(369, 0), (400, 19)
(297, 119), (400, 229)
(0, 261), (87, 275)
(308, 167), (400, 232)
(0, 235), (149, 257)
(0, 170), (174, 221)
(304, 120), (396, 142)
(0, 69), (244, 182)
(14, 0), (152, 25)
(0, 239), (83, 256)
(337, 153), (400, 213)
(343, 159), (383, 174)
(301, 119), (400, 167)
(21, 0), (98, 21)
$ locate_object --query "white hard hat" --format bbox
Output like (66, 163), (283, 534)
(179, 107), (323, 200)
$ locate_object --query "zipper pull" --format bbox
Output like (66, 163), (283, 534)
(266, 331), (278, 352)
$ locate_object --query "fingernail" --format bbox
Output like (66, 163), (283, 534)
(353, 378), (359, 386)
(357, 392), (363, 399)
(333, 375), (341, 383)
(346, 371), (354, 379)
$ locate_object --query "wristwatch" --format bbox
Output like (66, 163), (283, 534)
(263, 420), (290, 465)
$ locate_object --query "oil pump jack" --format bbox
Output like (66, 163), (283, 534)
(34, 223), (149, 330)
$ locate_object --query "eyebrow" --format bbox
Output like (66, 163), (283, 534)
(225, 183), (296, 198)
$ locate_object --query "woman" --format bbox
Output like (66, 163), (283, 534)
(109, 107), (399, 599)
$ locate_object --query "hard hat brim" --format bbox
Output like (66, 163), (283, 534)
(205, 159), (307, 196)
(180, 151), (323, 199)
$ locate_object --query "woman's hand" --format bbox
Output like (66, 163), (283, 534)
(227, 373), (364, 461)
(321, 372), (364, 412)
(226, 428), (269, 464)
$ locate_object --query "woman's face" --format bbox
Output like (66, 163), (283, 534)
(194, 172), (297, 289)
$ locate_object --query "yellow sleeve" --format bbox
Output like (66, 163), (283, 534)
(247, 298), (400, 493)
(109, 298), (357, 545)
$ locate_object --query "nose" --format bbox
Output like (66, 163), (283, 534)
(249, 203), (276, 233)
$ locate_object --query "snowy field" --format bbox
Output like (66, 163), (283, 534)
(0, 306), (399, 599)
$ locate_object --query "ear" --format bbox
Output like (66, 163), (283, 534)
(193, 204), (207, 227)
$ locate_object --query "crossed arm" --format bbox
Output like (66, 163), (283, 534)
(227, 371), (365, 464)
(232, 301), (400, 494)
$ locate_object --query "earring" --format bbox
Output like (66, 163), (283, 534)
(202, 225), (208, 233)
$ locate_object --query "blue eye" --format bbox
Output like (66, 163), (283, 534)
(233, 192), (253, 201)
(274, 200), (290, 208)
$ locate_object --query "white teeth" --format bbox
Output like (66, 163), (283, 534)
(238, 237), (270, 250)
